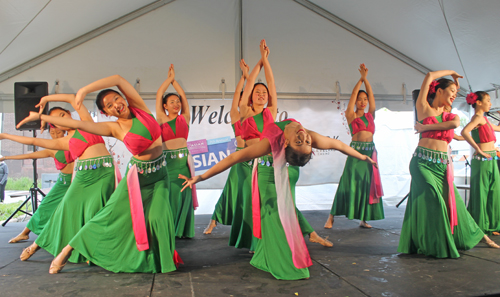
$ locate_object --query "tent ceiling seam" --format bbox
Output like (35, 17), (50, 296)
(0, 0), (52, 56)
(0, 0), (176, 84)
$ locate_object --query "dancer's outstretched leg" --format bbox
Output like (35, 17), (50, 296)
(9, 228), (30, 243)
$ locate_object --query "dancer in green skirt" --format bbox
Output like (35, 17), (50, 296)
(461, 91), (500, 236)
(327, 64), (384, 229)
(156, 64), (196, 238)
(3, 95), (115, 263)
(181, 118), (376, 279)
(204, 59), (249, 235)
(398, 70), (499, 258)
(20, 75), (180, 273)
(6, 126), (74, 243)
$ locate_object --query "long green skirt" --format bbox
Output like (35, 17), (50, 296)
(211, 148), (244, 225)
(250, 155), (310, 280)
(330, 141), (384, 221)
(70, 155), (177, 273)
(398, 147), (484, 258)
(228, 159), (259, 250)
(26, 172), (72, 235)
(35, 156), (115, 263)
(467, 151), (500, 236)
(165, 148), (195, 238)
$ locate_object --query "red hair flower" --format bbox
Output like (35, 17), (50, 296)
(429, 80), (439, 94)
(466, 93), (478, 105)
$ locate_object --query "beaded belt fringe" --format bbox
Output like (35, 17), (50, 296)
(473, 150), (499, 162)
(164, 147), (189, 160)
(128, 154), (167, 175)
(413, 146), (450, 165)
(58, 172), (72, 184)
(75, 156), (114, 172)
(350, 141), (375, 151)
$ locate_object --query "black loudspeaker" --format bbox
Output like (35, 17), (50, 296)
(14, 82), (49, 131)
(412, 89), (420, 124)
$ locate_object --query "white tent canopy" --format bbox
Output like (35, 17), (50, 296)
(1, 0), (499, 112)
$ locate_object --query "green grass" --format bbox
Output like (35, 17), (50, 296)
(0, 201), (32, 221)
(5, 177), (33, 191)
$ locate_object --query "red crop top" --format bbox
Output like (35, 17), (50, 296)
(232, 120), (242, 138)
(68, 129), (105, 159)
(53, 150), (75, 170)
(123, 107), (161, 155)
(420, 112), (456, 144)
(349, 113), (375, 135)
(160, 115), (189, 142)
(241, 108), (274, 141)
(471, 117), (496, 144)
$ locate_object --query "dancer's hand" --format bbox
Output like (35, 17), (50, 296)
(36, 97), (49, 132)
(240, 59), (249, 78)
(478, 150), (492, 159)
(168, 64), (175, 81)
(179, 174), (203, 192)
(260, 39), (269, 59)
(16, 111), (41, 129)
(451, 72), (463, 89)
(359, 63), (368, 81)
(364, 156), (378, 169)
(414, 122), (427, 133)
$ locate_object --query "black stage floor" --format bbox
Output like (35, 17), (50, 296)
(1, 207), (499, 297)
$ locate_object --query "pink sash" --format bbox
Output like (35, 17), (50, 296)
(126, 165), (149, 251)
(446, 154), (458, 234)
(114, 160), (122, 189)
(252, 123), (312, 269)
(187, 154), (199, 209)
(369, 150), (384, 204)
(251, 160), (261, 239)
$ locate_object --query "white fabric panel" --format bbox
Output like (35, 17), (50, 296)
(0, 0), (239, 95)
(310, 0), (500, 92)
(0, 0), (157, 73)
(241, 0), (425, 96)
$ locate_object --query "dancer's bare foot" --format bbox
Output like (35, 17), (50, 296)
(359, 221), (372, 229)
(9, 233), (29, 243)
(309, 231), (333, 247)
(20, 243), (40, 261)
(324, 215), (334, 229)
(482, 235), (500, 249)
(203, 220), (217, 234)
(492, 232), (500, 236)
(49, 246), (73, 274)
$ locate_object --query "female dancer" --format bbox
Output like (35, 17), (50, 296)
(19, 75), (180, 273)
(156, 64), (196, 238)
(326, 64), (384, 229)
(240, 40), (331, 249)
(461, 91), (500, 236)
(398, 71), (499, 258)
(7, 126), (75, 243)
(181, 118), (376, 280)
(1, 96), (115, 263)
(204, 59), (249, 235)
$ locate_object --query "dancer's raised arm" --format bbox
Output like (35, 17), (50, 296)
(171, 67), (190, 123)
(38, 94), (94, 127)
(362, 65), (376, 115)
(260, 39), (277, 119)
(75, 75), (150, 113)
(156, 65), (175, 125)
(231, 59), (249, 123)
(415, 70), (462, 120)
(239, 59), (263, 118)
(345, 65), (366, 122)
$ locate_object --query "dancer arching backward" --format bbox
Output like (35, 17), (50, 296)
(240, 40), (331, 249)
(181, 119), (376, 280)
(18, 75), (180, 274)
(326, 64), (384, 229)
(398, 70), (499, 259)
(1, 95), (115, 263)
(461, 91), (500, 236)
(204, 59), (249, 235)
(7, 126), (74, 243)
(156, 64), (197, 238)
